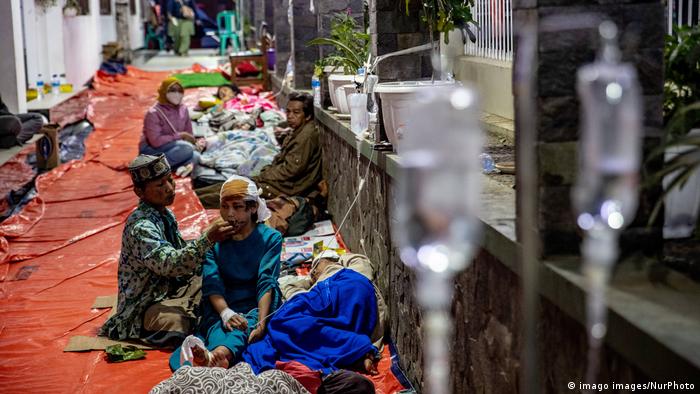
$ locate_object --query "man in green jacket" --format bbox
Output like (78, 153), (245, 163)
(196, 92), (323, 208)
(100, 154), (234, 346)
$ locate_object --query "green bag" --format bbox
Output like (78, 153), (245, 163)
(105, 344), (147, 363)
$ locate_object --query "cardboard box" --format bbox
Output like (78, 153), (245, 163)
(36, 124), (60, 170)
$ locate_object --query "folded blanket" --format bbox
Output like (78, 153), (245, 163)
(199, 129), (279, 178)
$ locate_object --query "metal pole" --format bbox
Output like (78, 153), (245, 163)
(515, 22), (540, 394)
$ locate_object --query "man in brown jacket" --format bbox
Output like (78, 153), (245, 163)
(253, 92), (322, 199)
(195, 92), (323, 208)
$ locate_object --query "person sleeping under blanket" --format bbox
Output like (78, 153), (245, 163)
(175, 251), (383, 393)
(240, 264), (382, 386)
(278, 251), (387, 349)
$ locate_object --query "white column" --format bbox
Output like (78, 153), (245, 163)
(129, 0), (144, 49)
(22, 0), (40, 89)
(63, 0), (101, 85)
(100, 0), (117, 44)
(0, 0), (27, 113)
(44, 4), (66, 78)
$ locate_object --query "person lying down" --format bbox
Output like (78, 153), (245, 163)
(279, 250), (387, 349)
(178, 258), (384, 372)
(170, 253), (385, 392)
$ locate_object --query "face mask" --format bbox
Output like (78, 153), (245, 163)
(166, 92), (183, 105)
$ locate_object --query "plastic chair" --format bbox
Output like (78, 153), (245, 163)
(217, 11), (241, 55)
(144, 23), (165, 51)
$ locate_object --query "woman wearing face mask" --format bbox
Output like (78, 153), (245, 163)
(168, 175), (282, 370)
(140, 78), (198, 173)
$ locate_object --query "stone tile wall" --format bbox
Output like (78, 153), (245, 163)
(513, 0), (665, 256)
(319, 119), (650, 392)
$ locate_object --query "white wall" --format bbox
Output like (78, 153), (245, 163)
(22, 0), (65, 89)
(129, 1), (144, 49)
(21, 0), (122, 91)
(63, 0), (101, 86)
(100, 0), (117, 44)
(1, 0), (27, 113)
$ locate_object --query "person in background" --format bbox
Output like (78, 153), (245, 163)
(195, 92), (323, 206)
(216, 84), (242, 105)
(167, 0), (196, 56)
(140, 77), (198, 175)
(0, 94), (45, 148)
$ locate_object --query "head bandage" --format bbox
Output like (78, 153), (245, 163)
(310, 249), (341, 274)
(219, 175), (271, 223)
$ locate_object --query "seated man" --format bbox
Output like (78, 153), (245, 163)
(99, 154), (233, 346)
(0, 94), (44, 148)
(195, 92), (322, 208)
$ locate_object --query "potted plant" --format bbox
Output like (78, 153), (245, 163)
(371, 1), (475, 150)
(404, 0), (475, 45)
(647, 25), (700, 239)
(308, 12), (369, 114)
(63, 0), (81, 17)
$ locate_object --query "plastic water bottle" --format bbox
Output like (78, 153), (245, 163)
(285, 59), (294, 87)
(479, 153), (497, 174)
(60, 73), (67, 85)
(36, 74), (45, 99)
(311, 75), (321, 107)
(51, 74), (60, 95)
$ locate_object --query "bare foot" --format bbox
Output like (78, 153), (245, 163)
(191, 345), (210, 367)
(209, 346), (233, 368)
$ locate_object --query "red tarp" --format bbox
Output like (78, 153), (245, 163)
(0, 67), (406, 394)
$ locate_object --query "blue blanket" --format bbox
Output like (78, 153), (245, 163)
(242, 269), (378, 374)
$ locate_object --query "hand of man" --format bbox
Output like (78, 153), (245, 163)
(180, 132), (196, 144)
(248, 325), (265, 343)
(206, 218), (235, 243)
(226, 314), (249, 331)
(273, 127), (292, 142)
(363, 353), (378, 375)
(220, 307), (248, 331)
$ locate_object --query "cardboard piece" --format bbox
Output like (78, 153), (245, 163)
(64, 294), (156, 352)
(64, 336), (155, 352)
(92, 295), (117, 309)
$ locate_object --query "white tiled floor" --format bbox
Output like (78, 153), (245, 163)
(132, 48), (229, 71)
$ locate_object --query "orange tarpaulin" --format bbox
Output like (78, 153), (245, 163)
(0, 67), (407, 393)
(0, 68), (204, 393)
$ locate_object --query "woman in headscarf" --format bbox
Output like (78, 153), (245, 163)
(140, 77), (198, 174)
(169, 175), (283, 370)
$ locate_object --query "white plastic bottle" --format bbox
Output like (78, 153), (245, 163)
(311, 75), (321, 107)
(285, 59), (294, 87)
(36, 74), (45, 99)
(51, 74), (60, 95)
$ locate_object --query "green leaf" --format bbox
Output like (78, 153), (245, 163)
(307, 37), (364, 71)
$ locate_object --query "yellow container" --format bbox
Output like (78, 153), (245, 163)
(59, 84), (73, 93)
(198, 98), (222, 109)
(27, 89), (39, 101)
